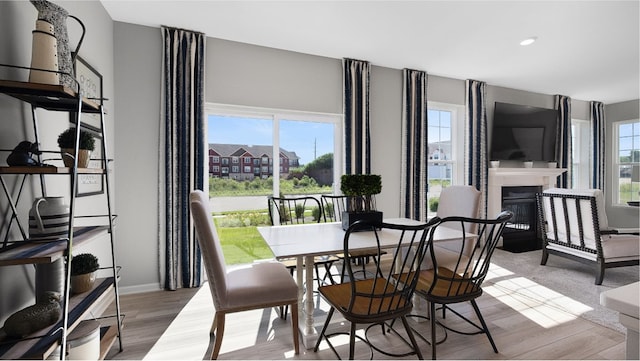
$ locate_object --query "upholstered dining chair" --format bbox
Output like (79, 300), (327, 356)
(190, 190), (299, 359)
(320, 194), (387, 280)
(428, 185), (482, 269)
(412, 211), (512, 360)
(314, 218), (440, 360)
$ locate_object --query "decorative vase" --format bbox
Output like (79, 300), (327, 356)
(29, 20), (59, 85)
(30, 0), (85, 91)
(61, 148), (91, 168)
(28, 196), (70, 240)
(341, 211), (383, 231)
(71, 272), (96, 294)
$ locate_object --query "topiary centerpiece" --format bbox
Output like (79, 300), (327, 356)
(70, 253), (99, 294)
(340, 174), (383, 231)
(57, 127), (95, 168)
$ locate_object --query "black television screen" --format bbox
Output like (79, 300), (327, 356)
(490, 102), (558, 161)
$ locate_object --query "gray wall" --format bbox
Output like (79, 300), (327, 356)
(0, 0), (114, 323)
(0, 2), (638, 302)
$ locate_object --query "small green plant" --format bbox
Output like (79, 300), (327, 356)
(340, 174), (382, 212)
(295, 203), (305, 218)
(70, 253), (99, 275)
(57, 127), (95, 151)
(429, 197), (439, 213)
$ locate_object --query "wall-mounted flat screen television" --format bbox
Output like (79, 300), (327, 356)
(490, 102), (558, 161)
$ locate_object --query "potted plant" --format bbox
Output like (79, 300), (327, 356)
(57, 127), (95, 168)
(340, 174), (383, 230)
(70, 253), (99, 294)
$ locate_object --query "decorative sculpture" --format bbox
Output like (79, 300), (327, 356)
(6, 141), (44, 166)
(3, 291), (61, 338)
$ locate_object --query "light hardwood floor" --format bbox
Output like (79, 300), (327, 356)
(102, 264), (627, 360)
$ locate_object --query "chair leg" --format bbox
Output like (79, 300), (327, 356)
(401, 315), (423, 359)
(430, 301), (437, 360)
(470, 299), (498, 353)
(349, 321), (357, 360)
(596, 261), (605, 285)
(290, 302), (300, 354)
(540, 248), (549, 265)
(314, 307), (335, 352)
(210, 311), (225, 359)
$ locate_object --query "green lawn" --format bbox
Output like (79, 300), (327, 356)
(216, 225), (275, 265)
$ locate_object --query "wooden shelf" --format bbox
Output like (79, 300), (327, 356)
(0, 226), (109, 266)
(0, 80), (102, 113)
(0, 166), (105, 175)
(0, 277), (116, 359)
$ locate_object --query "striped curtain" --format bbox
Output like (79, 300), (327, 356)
(343, 58), (371, 174)
(160, 27), (205, 290)
(555, 95), (572, 188)
(465, 80), (488, 218)
(591, 101), (606, 189)
(400, 69), (428, 221)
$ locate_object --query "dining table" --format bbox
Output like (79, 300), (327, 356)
(257, 217), (474, 348)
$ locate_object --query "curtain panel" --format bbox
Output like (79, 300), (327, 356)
(343, 58), (371, 174)
(400, 69), (428, 221)
(465, 79), (488, 218)
(160, 26), (205, 290)
(591, 101), (606, 190)
(555, 95), (572, 188)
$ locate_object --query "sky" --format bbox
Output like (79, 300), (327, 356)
(208, 115), (334, 166)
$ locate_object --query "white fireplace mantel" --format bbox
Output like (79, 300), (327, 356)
(488, 167), (567, 218)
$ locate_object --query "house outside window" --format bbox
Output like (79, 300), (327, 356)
(613, 119), (640, 205)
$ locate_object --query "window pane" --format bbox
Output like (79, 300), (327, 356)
(279, 119), (335, 194)
(615, 120), (640, 205)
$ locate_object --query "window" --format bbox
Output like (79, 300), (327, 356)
(222, 158), (229, 165)
(206, 104), (342, 207)
(571, 119), (590, 189)
(212, 156), (220, 163)
(427, 102), (465, 217)
(212, 166), (219, 172)
(231, 166), (239, 173)
(613, 119), (640, 205)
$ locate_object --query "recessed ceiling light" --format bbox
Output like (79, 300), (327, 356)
(520, 37), (537, 46)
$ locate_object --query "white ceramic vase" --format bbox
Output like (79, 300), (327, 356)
(28, 196), (70, 240)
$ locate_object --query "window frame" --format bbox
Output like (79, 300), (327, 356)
(426, 101), (465, 185)
(611, 118), (640, 207)
(205, 103), (343, 195)
(571, 118), (591, 189)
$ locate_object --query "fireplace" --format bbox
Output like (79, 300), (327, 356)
(501, 186), (542, 252)
(487, 167), (566, 252)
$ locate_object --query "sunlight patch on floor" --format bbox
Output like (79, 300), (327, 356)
(143, 284), (213, 360)
(484, 263), (593, 328)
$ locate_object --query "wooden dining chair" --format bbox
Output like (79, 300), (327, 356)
(190, 190), (299, 359)
(412, 211), (512, 360)
(321, 194), (387, 280)
(314, 218), (440, 360)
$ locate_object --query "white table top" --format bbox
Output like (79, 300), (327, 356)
(600, 281), (640, 318)
(257, 217), (468, 259)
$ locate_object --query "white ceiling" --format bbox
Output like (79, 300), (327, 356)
(100, 0), (639, 104)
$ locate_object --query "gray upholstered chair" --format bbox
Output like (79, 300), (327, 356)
(537, 188), (640, 285)
(190, 190), (299, 359)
